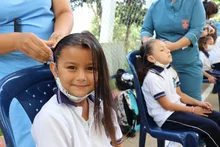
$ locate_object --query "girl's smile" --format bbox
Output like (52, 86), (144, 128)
(51, 46), (97, 99)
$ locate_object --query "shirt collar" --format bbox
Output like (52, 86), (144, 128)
(151, 64), (172, 74)
(202, 50), (209, 58)
(53, 87), (93, 106)
(166, 0), (182, 12)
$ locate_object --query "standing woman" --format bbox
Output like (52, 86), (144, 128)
(141, 0), (206, 101)
(0, 0), (73, 147)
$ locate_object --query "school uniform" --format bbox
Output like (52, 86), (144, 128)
(32, 88), (123, 147)
(142, 64), (220, 147)
(141, 0), (206, 100)
(200, 50), (220, 80)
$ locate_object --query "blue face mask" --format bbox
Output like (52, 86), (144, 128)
(55, 77), (92, 103)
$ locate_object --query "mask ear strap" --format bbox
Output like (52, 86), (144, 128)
(54, 65), (59, 77)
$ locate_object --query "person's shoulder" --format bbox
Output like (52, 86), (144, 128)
(150, 0), (161, 8)
(143, 70), (164, 85)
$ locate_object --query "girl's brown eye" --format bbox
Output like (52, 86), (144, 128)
(87, 67), (94, 71)
(68, 66), (76, 70)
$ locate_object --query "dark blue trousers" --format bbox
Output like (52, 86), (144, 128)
(161, 111), (220, 147)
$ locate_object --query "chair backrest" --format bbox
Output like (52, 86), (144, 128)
(126, 50), (162, 133)
(0, 65), (56, 147)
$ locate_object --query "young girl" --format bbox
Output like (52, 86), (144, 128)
(136, 39), (220, 147)
(198, 35), (220, 84)
(31, 31), (123, 147)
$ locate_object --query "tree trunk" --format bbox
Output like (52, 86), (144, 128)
(125, 24), (131, 53)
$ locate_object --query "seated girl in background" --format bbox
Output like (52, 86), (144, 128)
(198, 35), (220, 84)
(31, 31), (123, 147)
(136, 39), (220, 147)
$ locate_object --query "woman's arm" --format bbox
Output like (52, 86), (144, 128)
(165, 0), (206, 51)
(0, 33), (53, 63)
(50, 0), (73, 47)
(140, 4), (155, 43)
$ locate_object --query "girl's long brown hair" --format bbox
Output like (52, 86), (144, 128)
(53, 31), (117, 145)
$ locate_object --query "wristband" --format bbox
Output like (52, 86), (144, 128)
(191, 106), (194, 113)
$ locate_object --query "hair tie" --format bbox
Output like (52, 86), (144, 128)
(136, 55), (141, 59)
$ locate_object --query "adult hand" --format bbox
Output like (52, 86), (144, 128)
(194, 106), (212, 117)
(17, 33), (53, 63)
(164, 41), (177, 51)
(142, 36), (153, 44)
(200, 29), (208, 37)
(47, 32), (64, 48)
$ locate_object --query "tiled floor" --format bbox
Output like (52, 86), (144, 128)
(123, 83), (219, 147)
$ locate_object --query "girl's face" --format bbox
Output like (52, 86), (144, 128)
(50, 46), (97, 97)
(204, 37), (214, 51)
(147, 40), (172, 65)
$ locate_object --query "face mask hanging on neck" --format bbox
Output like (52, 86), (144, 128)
(55, 77), (92, 103)
(206, 45), (214, 52)
(154, 60), (170, 68)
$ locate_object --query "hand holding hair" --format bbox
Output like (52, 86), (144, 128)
(16, 32), (53, 63)
(48, 32), (65, 48)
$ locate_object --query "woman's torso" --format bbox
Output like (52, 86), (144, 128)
(151, 0), (201, 66)
(0, 0), (54, 78)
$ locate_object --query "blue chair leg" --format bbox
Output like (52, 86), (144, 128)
(216, 83), (220, 111)
(139, 128), (147, 147)
(157, 139), (165, 147)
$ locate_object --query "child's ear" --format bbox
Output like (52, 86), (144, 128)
(147, 55), (155, 63)
(202, 43), (207, 49)
(50, 62), (58, 78)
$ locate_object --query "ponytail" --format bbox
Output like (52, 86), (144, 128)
(136, 40), (155, 85)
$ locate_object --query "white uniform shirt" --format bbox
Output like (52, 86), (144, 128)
(32, 91), (122, 147)
(209, 37), (220, 64)
(199, 51), (211, 71)
(142, 65), (185, 127)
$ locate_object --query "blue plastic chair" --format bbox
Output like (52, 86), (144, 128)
(0, 65), (56, 147)
(126, 50), (199, 147)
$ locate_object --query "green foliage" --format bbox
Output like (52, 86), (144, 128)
(115, 0), (146, 27)
(0, 129), (2, 136)
(213, 0), (220, 22)
(113, 16), (141, 52)
(90, 17), (100, 39)
(115, 0), (146, 52)
(73, 0), (146, 52)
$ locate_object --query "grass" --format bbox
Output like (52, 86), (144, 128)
(0, 129), (2, 136)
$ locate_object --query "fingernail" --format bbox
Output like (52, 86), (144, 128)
(50, 54), (53, 61)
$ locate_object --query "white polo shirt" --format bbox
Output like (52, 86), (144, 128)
(31, 90), (123, 147)
(142, 65), (185, 127)
(199, 51), (211, 71)
(209, 37), (220, 64)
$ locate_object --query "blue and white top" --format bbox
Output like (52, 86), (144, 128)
(142, 65), (185, 127)
(141, 0), (205, 66)
(0, 0), (54, 78)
